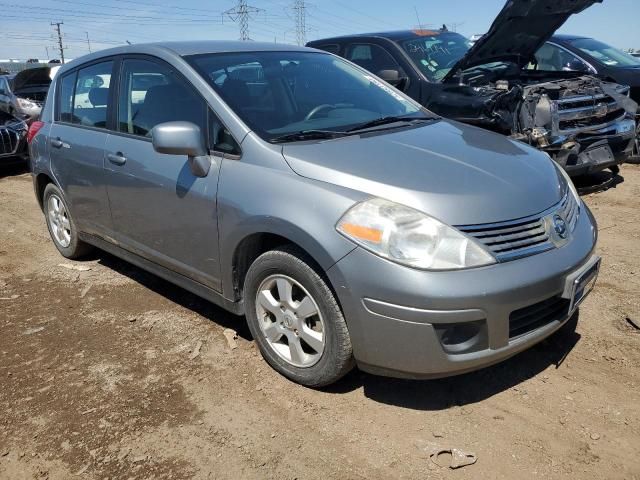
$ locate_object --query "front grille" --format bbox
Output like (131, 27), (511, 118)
(0, 127), (20, 155)
(554, 93), (626, 135)
(509, 295), (570, 338)
(559, 108), (626, 131)
(457, 193), (580, 262)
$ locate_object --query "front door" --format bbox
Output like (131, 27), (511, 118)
(104, 56), (223, 291)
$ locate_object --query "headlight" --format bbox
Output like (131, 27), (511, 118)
(17, 98), (37, 109)
(555, 163), (581, 204)
(336, 198), (496, 270)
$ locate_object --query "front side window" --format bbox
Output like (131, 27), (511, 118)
(187, 51), (422, 142)
(400, 32), (471, 81)
(118, 58), (206, 137)
(72, 62), (113, 128)
(568, 38), (640, 68)
(533, 43), (586, 72)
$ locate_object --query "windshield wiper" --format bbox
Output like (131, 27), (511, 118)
(270, 130), (348, 143)
(346, 114), (436, 133)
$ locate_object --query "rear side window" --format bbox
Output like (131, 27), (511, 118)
(117, 58), (206, 137)
(315, 44), (340, 55)
(57, 61), (113, 128)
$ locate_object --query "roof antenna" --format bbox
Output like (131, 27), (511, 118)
(413, 6), (424, 30)
(442, 24), (448, 31)
(126, 40), (132, 45)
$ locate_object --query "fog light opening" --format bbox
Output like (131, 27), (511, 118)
(434, 320), (487, 354)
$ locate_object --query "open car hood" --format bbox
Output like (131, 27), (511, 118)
(12, 67), (52, 92)
(443, 0), (602, 81)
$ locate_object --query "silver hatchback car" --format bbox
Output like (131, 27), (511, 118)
(29, 42), (600, 387)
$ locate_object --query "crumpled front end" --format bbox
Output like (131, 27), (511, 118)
(517, 76), (638, 176)
(0, 111), (28, 161)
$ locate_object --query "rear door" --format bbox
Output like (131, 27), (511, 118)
(104, 56), (231, 291)
(49, 60), (116, 237)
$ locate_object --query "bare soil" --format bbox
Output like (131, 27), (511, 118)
(1, 164), (639, 480)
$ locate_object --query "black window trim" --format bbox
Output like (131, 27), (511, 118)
(53, 55), (119, 133)
(111, 53), (242, 158)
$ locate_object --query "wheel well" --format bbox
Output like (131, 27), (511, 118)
(35, 173), (54, 210)
(231, 233), (324, 301)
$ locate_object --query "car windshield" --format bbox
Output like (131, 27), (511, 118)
(400, 31), (472, 81)
(568, 38), (640, 68)
(186, 51), (425, 142)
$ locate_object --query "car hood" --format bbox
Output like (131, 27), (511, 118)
(282, 120), (564, 226)
(12, 67), (52, 92)
(444, 0), (602, 81)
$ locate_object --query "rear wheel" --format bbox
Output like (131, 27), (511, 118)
(244, 246), (354, 387)
(43, 183), (93, 259)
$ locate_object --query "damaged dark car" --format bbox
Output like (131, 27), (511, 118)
(0, 67), (52, 124)
(0, 110), (28, 165)
(308, 0), (638, 178)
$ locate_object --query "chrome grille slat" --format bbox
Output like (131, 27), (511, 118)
(457, 193), (580, 263)
(462, 219), (541, 236)
(0, 127), (19, 155)
(553, 92), (626, 135)
(477, 226), (547, 245)
(489, 232), (549, 252)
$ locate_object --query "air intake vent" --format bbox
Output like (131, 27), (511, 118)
(509, 295), (570, 338)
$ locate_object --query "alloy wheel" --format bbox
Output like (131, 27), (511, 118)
(255, 274), (325, 368)
(47, 194), (71, 248)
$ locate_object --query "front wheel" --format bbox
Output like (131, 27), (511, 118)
(244, 246), (354, 387)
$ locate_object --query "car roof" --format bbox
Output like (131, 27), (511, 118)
(53, 41), (318, 77)
(308, 29), (458, 44)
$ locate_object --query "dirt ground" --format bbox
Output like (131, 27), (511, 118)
(1, 164), (639, 480)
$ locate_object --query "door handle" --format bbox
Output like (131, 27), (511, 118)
(50, 138), (64, 149)
(107, 152), (127, 166)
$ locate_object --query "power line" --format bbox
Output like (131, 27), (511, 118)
(224, 0), (264, 41)
(293, 0), (307, 46)
(51, 21), (66, 63)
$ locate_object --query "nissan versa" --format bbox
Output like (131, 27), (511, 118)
(29, 42), (600, 387)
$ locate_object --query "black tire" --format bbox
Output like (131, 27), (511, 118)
(244, 246), (354, 387)
(43, 183), (93, 259)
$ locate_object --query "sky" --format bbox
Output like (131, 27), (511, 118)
(1, 0), (639, 61)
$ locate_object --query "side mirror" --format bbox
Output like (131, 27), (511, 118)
(377, 69), (406, 88)
(151, 121), (210, 177)
(563, 59), (589, 73)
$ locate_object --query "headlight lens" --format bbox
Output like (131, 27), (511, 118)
(17, 98), (37, 109)
(337, 198), (496, 270)
(555, 162), (581, 204)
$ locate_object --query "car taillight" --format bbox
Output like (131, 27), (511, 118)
(27, 121), (44, 144)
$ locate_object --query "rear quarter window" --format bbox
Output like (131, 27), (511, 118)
(314, 44), (340, 55)
(57, 73), (75, 122)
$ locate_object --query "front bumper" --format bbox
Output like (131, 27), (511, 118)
(327, 203), (598, 379)
(551, 118), (637, 177)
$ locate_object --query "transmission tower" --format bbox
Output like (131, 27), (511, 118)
(51, 21), (66, 64)
(293, 0), (307, 46)
(224, 0), (263, 41)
